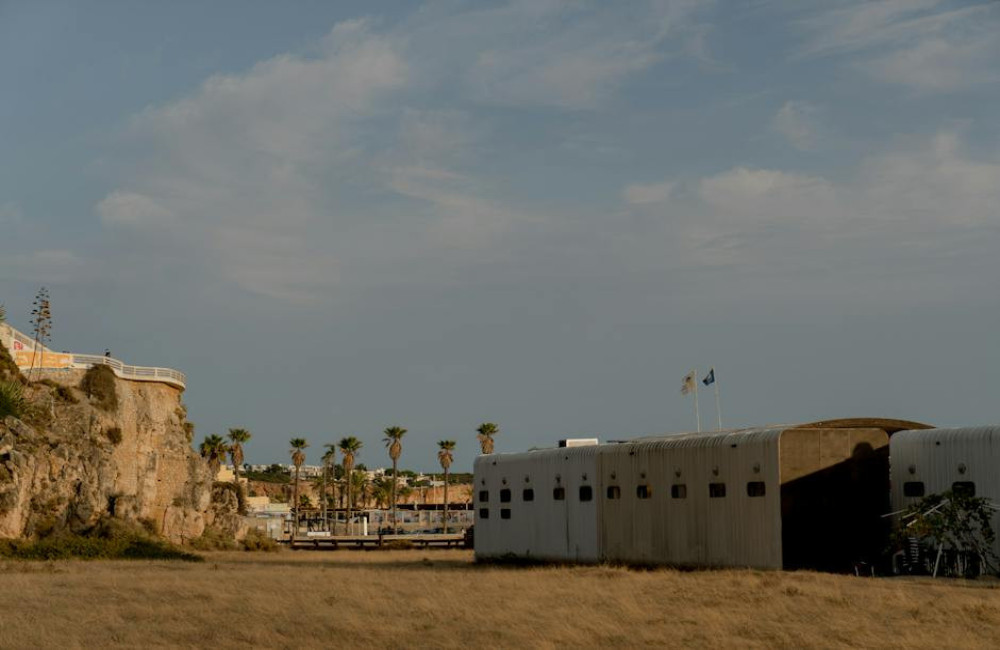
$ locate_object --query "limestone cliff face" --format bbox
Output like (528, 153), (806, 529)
(0, 369), (214, 543)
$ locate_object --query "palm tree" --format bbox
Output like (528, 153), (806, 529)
(371, 476), (395, 510)
(338, 436), (363, 533)
(200, 434), (228, 478)
(289, 437), (308, 536)
(321, 445), (337, 532)
(476, 422), (499, 455)
(437, 440), (456, 534)
(383, 426), (407, 534)
(227, 427), (251, 489)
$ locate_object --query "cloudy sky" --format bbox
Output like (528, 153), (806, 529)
(2, 0), (998, 471)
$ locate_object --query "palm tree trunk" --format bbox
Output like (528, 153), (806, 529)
(321, 462), (328, 531)
(346, 472), (353, 535)
(233, 463), (243, 513)
(443, 470), (449, 535)
(391, 459), (398, 535)
(293, 466), (300, 539)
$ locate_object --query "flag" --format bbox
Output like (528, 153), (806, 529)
(681, 370), (696, 395)
(702, 368), (715, 386)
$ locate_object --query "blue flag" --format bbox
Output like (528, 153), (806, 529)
(702, 368), (715, 386)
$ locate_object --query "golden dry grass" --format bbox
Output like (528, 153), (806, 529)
(2, 550), (1000, 649)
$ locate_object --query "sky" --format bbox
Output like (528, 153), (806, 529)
(2, 0), (999, 472)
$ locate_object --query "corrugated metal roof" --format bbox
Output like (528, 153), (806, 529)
(893, 425), (1000, 444)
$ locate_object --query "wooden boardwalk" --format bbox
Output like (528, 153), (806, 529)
(288, 533), (467, 550)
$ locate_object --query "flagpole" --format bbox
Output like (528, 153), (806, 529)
(714, 369), (723, 431)
(693, 369), (701, 433)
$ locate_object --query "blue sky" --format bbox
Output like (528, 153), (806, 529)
(2, 0), (999, 471)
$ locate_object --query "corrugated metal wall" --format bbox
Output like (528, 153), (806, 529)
(597, 429), (783, 568)
(473, 447), (600, 561)
(473, 424), (897, 570)
(890, 426), (1000, 559)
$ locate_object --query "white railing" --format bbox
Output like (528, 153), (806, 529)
(2, 324), (186, 390)
(70, 354), (186, 390)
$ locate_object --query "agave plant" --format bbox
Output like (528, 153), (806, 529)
(0, 380), (25, 420)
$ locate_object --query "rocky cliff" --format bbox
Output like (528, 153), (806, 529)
(0, 353), (219, 544)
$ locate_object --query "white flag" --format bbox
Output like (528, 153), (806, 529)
(681, 370), (696, 395)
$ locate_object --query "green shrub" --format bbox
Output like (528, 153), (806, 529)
(0, 519), (202, 562)
(0, 380), (26, 420)
(241, 528), (280, 552)
(34, 378), (59, 389)
(190, 526), (237, 551)
(80, 364), (118, 412)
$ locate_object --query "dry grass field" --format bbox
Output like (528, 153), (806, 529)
(3, 550), (1000, 649)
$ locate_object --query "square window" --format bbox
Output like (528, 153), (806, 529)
(479, 508), (489, 519)
(746, 482), (766, 497)
(478, 490), (489, 502)
(671, 484), (687, 499)
(522, 488), (534, 502)
(579, 485), (593, 502)
(553, 487), (566, 501)
(636, 485), (651, 499)
(903, 481), (925, 498)
(709, 483), (727, 498)
(606, 485), (621, 499)
(953, 481), (976, 497)
(500, 508), (511, 520)
(500, 488), (511, 503)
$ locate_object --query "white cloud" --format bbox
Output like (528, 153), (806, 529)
(97, 191), (173, 226)
(619, 128), (1000, 274)
(698, 167), (836, 220)
(799, 1), (1000, 92)
(90, 6), (715, 301)
(772, 100), (823, 150)
(96, 19), (407, 301)
(863, 130), (1000, 225)
(442, 0), (712, 109)
(866, 35), (1000, 92)
(623, 181), (675, 205)
(0, 249), (89, 284)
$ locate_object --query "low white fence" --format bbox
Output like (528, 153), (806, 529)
(3, 324), (186, 390)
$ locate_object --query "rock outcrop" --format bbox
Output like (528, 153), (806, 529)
(0, 363), (213, 544)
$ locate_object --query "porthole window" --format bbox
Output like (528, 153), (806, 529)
(479, 508), (489, 519)
(746, 482), (766, 497)
(500, 508), (511, 520)
(579, 485), (593, 502)
(478, 490), (489, 502)
(553, 487), (566, 501)
(606, 486), (621, 499)
(522, 488), (535, 502)
(709, 483), (727, 498)
(671, 484), (687, 499)
(500, 488), (511, 503)
(903, 481), (925, 498)
(636, 485), (652, 499)
(952, 481), (976, 497)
